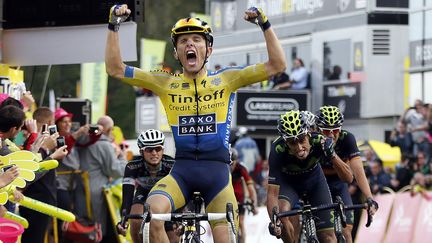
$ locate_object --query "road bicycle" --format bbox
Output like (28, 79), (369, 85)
(272, 196), (373, 243)
(122, 192), (237, 243)
(331, 196), (372, 243)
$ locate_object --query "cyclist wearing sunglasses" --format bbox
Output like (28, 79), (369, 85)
(267, 110), (336, 243)
(106, 4), (286, 242)
(316, 106), (378, 243)
(117, 129), (177, 243)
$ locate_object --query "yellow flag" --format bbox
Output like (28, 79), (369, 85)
(80, 63), (108, 123)
(140, 39), (166, 71)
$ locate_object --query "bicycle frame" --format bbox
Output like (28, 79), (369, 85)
(273, 197), (373, 243)
(181, 192), (205, 243)
(122, 200), (237, 243)
(332, 196), (371, 243)
(292, 202), (318, 243)
(274, 201), (337, 243)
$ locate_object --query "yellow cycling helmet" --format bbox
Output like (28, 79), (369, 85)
(315, 105), (344, 128)
(171, 17), (214, 47)
(277, 110), (308, 139)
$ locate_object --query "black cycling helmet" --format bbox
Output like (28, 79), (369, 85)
(315, 106), (344, 128)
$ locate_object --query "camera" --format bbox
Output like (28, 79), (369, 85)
(48, 125), (58, 135)
(89, 125), (99, 134)
(1, 165), (14, 173)
(57, 136), (66, 148)
(42, 124), (48, 133)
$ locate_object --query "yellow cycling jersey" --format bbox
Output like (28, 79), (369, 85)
(121, 64), (268, 163)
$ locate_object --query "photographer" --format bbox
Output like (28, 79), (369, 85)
(20, 107), (68, 243)
(76, 115), (127, 241)
(0, 105), (27, 215)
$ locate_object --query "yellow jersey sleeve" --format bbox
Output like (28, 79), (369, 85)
(119, 66), (175, 96)
(223, 63), (268, 91)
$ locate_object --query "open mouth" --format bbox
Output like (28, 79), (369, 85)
(186, 50), (197, 65)
(297, 150), (306, 158)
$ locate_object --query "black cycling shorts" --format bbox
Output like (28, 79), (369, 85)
(277, 165), (334, 231)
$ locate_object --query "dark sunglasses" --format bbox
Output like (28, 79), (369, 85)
(143, 146), (164, 153)
(319, 127), (341, 136)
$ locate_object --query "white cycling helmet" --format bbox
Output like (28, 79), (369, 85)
(137, 129), (165, 149)
(301, 110), (316, 129)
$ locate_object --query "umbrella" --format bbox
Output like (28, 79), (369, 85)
(357, 140), (401, 169)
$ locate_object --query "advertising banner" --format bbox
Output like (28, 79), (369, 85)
(235, 90), (310, 129)
(355, 193), (395, 243)
(80, 62), (108, 123)
(135, 96), (158, 134)
(409, 39), (432, 68)
(0, 65), (26, 100)
(212, 0), (365, 32)
(323, 82), (361, 119)
(412, 192), (432, 243)
(384, 192), (422, 243)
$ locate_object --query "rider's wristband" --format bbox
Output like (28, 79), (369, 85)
(108, 23), (120, 32)
(261, 21), (271, 31)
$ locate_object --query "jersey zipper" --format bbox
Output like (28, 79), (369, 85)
(193, 78), (199, 160)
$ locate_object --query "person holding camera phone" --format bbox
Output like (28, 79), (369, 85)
(53, 108), (91, 229)
(19, 107), (69, 243)
(0, 106), (28, 219)
(0, 164), (19, 218)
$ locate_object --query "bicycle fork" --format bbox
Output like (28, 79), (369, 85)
(303, 207), (319, 243)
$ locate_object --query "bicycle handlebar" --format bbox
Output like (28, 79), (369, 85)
(122, 203), (235, 223)
(276, 201), (372, 228)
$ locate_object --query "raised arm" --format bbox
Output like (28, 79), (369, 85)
(244, 7), (287, 77)
(105, 5), (130, 79)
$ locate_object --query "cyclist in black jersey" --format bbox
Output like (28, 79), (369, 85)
(116, 129), (176, 243)
(315, 106), (378, 243)
(106, 4), (286, 243)
(267, 110), (336, 243)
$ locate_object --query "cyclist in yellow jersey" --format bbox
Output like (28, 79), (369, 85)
(105, 4), (286, 243)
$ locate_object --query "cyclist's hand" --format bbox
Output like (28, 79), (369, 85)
(253, 207), (259, 215)
(173, 223), (185, 236)
(116, 221), (128, 236)
(268, 222), (282, 238)
(108, 4), (131, 32)
(366, 197), (379, 216)
(244, 7), (271, 31)
(322, 137), (336, 159)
